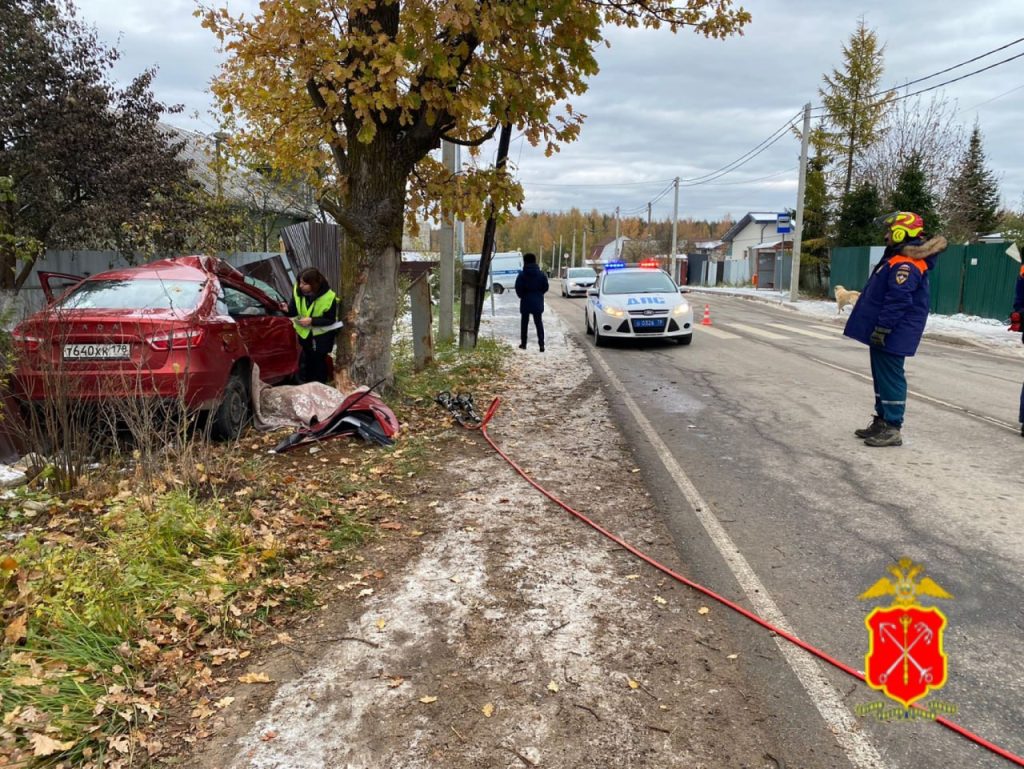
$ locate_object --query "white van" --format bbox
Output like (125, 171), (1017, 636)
(461, 251), (523, 294)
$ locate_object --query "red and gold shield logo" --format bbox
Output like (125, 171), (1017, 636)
(864, 605), (947, 707)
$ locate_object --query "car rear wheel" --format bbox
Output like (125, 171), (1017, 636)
(676, 334), (693, 346)
(210, 372), (250, 441)
(493, 284), (505, 295)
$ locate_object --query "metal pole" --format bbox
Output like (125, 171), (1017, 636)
(670, 177), (679, 283)
(789, 103), (812, 303)
(571, 230), (576, 269)
(439, 140), (456, 342)
(582, 229), (587, 268)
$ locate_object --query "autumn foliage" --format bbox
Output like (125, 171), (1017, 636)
(199, 0), (750, 385)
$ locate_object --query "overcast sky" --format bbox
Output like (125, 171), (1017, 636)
(73, 0), (1024, 223)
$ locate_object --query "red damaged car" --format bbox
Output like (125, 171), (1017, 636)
(11, 255), (301, 439)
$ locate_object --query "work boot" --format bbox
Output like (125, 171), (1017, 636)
(864, 422), (902, 447)
(854, 414), (885, 439)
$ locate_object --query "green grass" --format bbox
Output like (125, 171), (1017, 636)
(0, 332), (510, 767)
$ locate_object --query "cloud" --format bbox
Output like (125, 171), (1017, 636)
(73, 0), (1024, 218)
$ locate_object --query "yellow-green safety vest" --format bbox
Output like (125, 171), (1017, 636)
(292, 286), (337, 339)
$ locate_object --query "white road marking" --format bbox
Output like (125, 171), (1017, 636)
(725, 322), (791, 340)
(590, 352), (889, 769)
(765, 323), (837, 340)
(693, 324), (742, 339)
(809, 356), (1020, 433)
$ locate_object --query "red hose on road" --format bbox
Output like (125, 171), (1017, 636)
(465, 397), (1024, 767)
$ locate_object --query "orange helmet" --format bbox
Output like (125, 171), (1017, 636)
(880, 211), (924, 243)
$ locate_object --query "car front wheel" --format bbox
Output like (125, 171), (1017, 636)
(594, 323), (606, 347)
(585, 309), (593, 335)
(210, 372), (250, 441)
(676, 334), (693, 346)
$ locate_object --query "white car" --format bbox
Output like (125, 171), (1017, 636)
(584, 266), (693, 346)
(561, 266), (598, 297)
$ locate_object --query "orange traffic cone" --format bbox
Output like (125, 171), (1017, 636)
(701, 304), (712, 326)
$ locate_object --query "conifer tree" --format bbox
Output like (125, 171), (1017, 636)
(890, 152), (940, 235)
(944, 124), (1001, 242)
(818, 19), (893, 198)
(836, 182), (882, 247)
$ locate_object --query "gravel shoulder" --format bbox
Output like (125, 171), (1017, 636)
(188, 299), (794, 769)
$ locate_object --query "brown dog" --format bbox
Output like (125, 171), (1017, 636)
(834, 285), (861, 315)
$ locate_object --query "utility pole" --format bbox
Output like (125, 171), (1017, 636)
(558, 234), (563, 272)
(670, 177), (679, 282)
(439, 140), (456, 342)
(571, 230), (576, 269)
(647, 202), (652, 228)
(213, 131), (230, 200)
(614, 207), (620, 259)
(582, 229), (587, 268)
(789, 102), (812, 303)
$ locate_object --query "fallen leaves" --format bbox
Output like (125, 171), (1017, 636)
(482, 703), (495, 717)
(4, 614), (27, 645)
(30, 732), (75, 757)
(698, 606), (711, 615)
(238, 672), (273, 684)
(546, 681), (559, 693)
(418, 695), (438, 704)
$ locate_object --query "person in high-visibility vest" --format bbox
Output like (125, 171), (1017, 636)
(287, 267), (340, 384)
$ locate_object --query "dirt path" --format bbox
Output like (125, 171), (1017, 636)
(189, 302), (787, 769)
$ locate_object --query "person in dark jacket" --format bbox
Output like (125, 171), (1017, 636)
(287, 267), (340, 384)
(514, 252), (549, 351)
(843, 212), (947, 447)
(1011, 261), (1024, 436)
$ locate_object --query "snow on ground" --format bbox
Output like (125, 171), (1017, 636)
(686, 285), (1024, 355)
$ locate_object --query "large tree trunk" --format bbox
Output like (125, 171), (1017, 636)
(335, 130), (409, 390)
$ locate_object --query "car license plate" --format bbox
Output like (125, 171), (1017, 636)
(63, 343), (130, 360)
(633, 319), (663, 328)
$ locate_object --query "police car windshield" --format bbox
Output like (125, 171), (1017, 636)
(602, 271), (676, 295)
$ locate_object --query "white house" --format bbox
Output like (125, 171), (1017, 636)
(719, 211), (792, 287)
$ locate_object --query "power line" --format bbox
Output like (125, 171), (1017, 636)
(959, 82), (1024, 113)
(681, 121), (798, 187)
(876, 36), (1024, 96)
(524, 178), (674, 188)
(812, 47), (1024, 114)
(679, 110), (802, 184)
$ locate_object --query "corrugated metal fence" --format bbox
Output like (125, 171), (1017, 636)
(830, 243), (1019, 320)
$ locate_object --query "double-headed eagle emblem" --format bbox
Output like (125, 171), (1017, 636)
(858, 557), (953, 607)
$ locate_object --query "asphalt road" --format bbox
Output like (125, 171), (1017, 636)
(550, 287), (1024, 769)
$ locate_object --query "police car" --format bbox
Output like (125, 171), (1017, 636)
(584, 264), (693, 346)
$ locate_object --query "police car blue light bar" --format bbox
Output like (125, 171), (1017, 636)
(604, 261), (626, 270)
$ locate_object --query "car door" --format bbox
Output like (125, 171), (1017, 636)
(38, 271), (87, 304)
(219, 283), (299, 383)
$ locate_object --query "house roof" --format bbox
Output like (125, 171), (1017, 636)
(720, 212), (784, 242)
(162, 124), (317, 219)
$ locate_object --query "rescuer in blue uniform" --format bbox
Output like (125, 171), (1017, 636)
(843, 212), (947, 447)
(1011, 261), (1024, 436)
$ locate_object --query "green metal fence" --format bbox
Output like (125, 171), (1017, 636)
(829, 242), (1019, 320)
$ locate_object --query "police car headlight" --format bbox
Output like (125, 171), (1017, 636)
(604, 305), (626, 318)
(672, 302), (690, 316)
